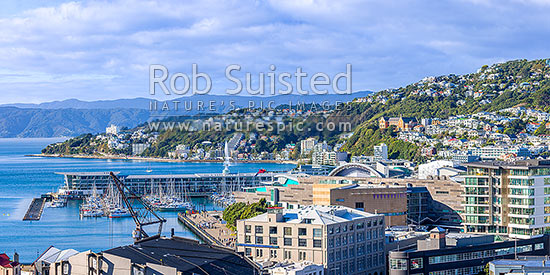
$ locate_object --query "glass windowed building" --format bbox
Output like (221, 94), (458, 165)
(462, 160), (550, 238)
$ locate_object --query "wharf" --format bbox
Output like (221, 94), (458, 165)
(23, 198), (46, 221)
(178, 211), (236, 249)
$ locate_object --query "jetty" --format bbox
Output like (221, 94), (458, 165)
(178, 211), (235, 249)
(23, 198), (46, 221)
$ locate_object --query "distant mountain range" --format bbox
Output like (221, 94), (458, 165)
(0, 107), (151, 138)
(1, 91), (372, 110)
(0, 91), (371, 138)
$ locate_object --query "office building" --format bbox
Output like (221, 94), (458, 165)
(234, 174), (408, 226)
(462, 160), (550, 238)
(236, 205), (386, 275)
(388, 228), (550, 275)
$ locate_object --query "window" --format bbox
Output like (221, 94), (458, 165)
(255, 226), (263, 234)
(349, 234), (354, 243)
(284, 251), (291, 259)
(329, 227), (334, 234)
(328, 237), (334, 248)
(63, 263), (69, 275)
(357, 244), (365, 256)
(390, 259), (408, 270)
(298, 238), (307, 247)
(269, 226), (277, 234)
(336, 227), (341, 233)
(535, 243), (544, 250)
(356, 222), (364, 229)
(284, 227), (292, 236)
(299, 251), (307, 261)
(245, 225), (251, 233)
(245, 235), (251, 243)
(313, 228), (322, 238)
(270, 237), (278, 245)
(313, 239), (322, 248)
(255, 236), (263, 244)
(357, 232), (365, 242)
(411, 258), (423, 269)
(349, 247), (355, 257)
(284, 238), (292, 246)
(298, 228), (307, 236)
(245, 248), (252, 256)
(270, 249), (277, 258)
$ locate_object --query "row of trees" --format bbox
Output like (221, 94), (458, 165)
(222, 198), (268, 231)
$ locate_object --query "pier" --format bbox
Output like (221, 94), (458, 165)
(23, 198), (46, 221)
(178, 211), (235, 249)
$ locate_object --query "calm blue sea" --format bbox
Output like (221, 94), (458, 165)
(0, 138), (294, 263)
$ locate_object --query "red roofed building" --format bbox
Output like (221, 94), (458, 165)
(0, 253), (21, 275)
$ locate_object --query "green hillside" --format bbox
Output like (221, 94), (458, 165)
(342, 58), (550, 156)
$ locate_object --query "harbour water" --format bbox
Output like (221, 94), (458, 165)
(0, 138), (295, 263)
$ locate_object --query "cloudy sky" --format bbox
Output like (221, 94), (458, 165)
(1, 0), (550, 103)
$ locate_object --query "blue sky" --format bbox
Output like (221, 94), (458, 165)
(1, 0), (550, 103)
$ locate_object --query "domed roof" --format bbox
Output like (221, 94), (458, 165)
(328, 163), (385, 178)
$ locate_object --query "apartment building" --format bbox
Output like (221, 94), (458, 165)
(236, 205), (386, 275)
(462, 160), (550, 238)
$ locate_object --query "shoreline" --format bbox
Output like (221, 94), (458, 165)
(25, 153), (299, 165)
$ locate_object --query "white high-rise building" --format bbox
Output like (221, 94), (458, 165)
(106, 124), (119, 135)
(301, 138), (317, 155)
(373, 143), (388, 161)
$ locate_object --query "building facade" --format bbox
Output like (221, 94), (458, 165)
(56, 171), (276, 198)
(234, 175), (408, 226)
(236, 206), (386, 275)
(462, 160), (550, 238)
(388, 230), (550, 275)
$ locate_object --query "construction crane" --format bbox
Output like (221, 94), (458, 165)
(109, 172), (166, 242)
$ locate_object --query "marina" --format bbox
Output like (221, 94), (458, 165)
(0, 138), (294, 262)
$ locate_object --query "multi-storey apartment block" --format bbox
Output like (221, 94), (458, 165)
(236, 205), (386, 275)
(462, 160), (550, 238)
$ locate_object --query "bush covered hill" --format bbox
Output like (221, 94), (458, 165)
(341, 58), (550, 156)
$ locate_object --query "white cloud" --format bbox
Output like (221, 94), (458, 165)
(0, 0), (549, 103)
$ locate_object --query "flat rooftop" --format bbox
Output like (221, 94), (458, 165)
(245, 205), (382, 225)
(465, 160), (550, 169)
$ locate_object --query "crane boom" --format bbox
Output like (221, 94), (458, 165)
(109, 172), (166, 241)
